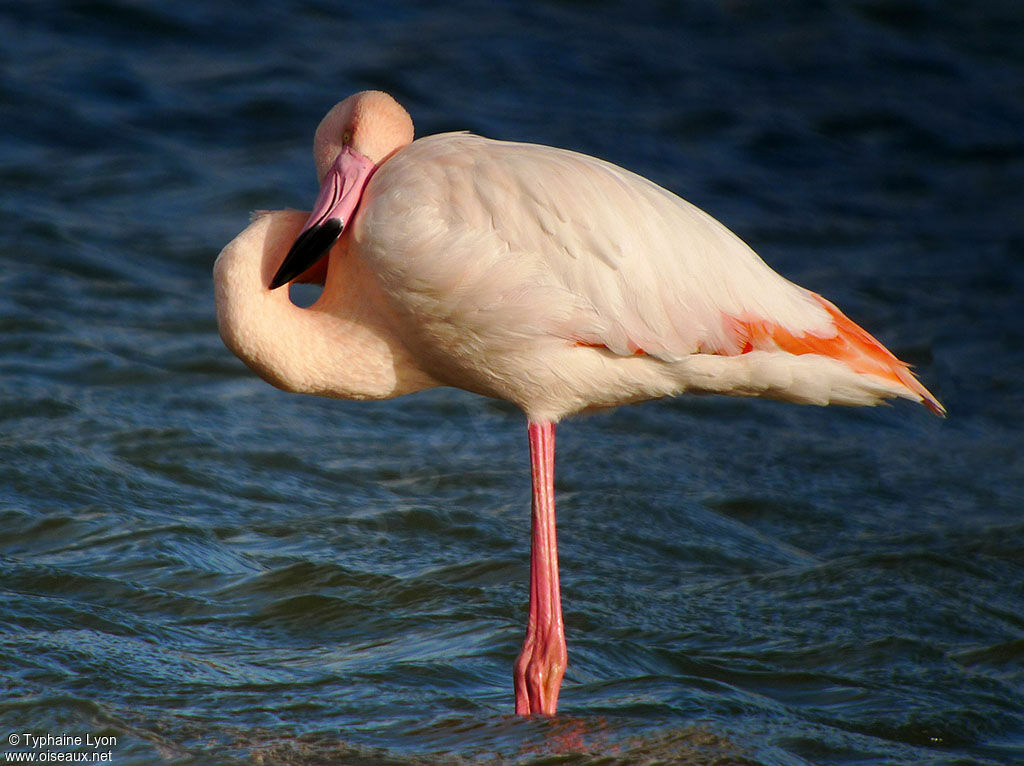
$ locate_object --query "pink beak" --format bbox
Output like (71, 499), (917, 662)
(269, 145), (377, 289)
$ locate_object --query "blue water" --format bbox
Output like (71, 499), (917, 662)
(1, 1), (1022, 763)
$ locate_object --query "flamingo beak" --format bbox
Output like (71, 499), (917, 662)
(269, 145), (377, 289)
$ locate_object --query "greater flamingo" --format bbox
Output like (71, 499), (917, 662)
(214, 90), (944, 716)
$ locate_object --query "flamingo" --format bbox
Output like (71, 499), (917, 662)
(214, 90), (944, 717)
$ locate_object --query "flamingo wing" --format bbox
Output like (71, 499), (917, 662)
(355, 133), (942, 414)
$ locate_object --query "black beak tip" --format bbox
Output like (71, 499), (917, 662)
(268, 268), (294, 291)
(269, 218), (344, 289)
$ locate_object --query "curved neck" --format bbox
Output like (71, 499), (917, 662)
(214, 210), (436, 400)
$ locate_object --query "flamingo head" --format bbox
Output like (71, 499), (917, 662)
(269, 91), (414, 289)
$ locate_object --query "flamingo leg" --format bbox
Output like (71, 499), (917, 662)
(514, 420), (567, 715)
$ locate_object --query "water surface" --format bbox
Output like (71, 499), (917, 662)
(1, 1), (1022, 764)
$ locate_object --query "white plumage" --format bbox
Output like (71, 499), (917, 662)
(349, 131), (936, 421)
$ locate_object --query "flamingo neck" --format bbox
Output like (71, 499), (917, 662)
(214, 209), (436, 400)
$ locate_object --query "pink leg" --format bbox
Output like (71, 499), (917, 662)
(514, 420), (567, 716)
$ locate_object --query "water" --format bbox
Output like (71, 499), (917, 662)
(1, 1), (1022, 763)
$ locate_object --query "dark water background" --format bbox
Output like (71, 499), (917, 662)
(2, 1), (1023, 763)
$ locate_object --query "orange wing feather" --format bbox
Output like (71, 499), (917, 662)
(726, 293), (945, 416)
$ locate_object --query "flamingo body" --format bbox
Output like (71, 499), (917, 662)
(214, 91), (943, 717)
(349, 131), (940, 421)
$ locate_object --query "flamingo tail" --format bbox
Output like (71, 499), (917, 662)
(727, 292), (945, 416)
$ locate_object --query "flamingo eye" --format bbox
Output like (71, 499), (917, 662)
(342, 130), (352, 144)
